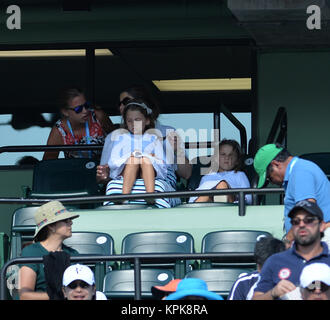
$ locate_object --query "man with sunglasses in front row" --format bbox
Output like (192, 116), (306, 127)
(253, 143), (330, 248)
(253, 200), (330, 300)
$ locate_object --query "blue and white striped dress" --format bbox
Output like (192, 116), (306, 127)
(103, 166), (180, 208)
(100, 122), (181, 208)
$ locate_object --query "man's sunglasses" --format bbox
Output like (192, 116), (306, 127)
(291, 216), (319, 226)
(67, 280), (91, 290)
(306, 281), (330, 293)
(68, 102), (90, 114)
(118, 97), (131, 107)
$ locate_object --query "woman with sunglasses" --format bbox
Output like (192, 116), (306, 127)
(43, 88), (115, 160)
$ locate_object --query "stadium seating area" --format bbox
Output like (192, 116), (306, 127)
(9, 205), (270, 299)
(1, 157), (284, 300)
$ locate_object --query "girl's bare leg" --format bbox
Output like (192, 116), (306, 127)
(122, 156), (140, 195)
(195, 195), (212, 202)
(195, 180), (233, 203)
(214, 180), (234, 202)
(140, 157), (156, 204)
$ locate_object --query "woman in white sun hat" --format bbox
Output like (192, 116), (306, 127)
(62, 264), (107, 300)
(19, 201), (80, 300)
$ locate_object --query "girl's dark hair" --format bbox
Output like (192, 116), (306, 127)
(59, 88), (85, 109)
(218, 139), (243, 172)
(121, 85), (160, 120)
(122, 98), (155, 131)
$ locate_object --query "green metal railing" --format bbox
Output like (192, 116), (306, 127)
(0, 186), (284, 217)
(0, 252), (255, 300)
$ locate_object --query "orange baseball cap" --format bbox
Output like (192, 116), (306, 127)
(151, 279), (181, 299)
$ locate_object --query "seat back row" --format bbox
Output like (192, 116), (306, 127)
(102, 267), (248, 300)
(11, 207), (270, 262)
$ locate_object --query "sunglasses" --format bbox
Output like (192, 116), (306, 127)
(118, 97), (131, 107)
(61, 218), (72, 224)
(68, 102), (90, 114)
(306, 281), (330, 293)
(291, 216), (319, 226)
(67, 280), (91, 290)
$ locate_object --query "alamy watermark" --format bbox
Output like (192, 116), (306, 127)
(306, 5), (321, 30)
(6, 265), (19, 294)
(5, 5), (21, 30)
(2, 4), (323, 32)
(109, 127), (221, 175)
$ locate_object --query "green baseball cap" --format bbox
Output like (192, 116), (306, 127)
(253, 144), (283, 188)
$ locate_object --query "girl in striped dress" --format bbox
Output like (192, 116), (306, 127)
(99, 99), (180, 207)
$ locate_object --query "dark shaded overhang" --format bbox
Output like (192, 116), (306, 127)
(228, 0), (330, 47)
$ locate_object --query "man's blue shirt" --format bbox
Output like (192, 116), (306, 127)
(228, 270), (260, 300)
(255, 242), (330, 294)
(283, 157), (330, 232)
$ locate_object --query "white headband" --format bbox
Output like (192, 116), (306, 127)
(125, 102), (153, 115)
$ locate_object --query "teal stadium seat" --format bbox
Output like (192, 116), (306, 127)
(24, 158), (100, 206)
(201, 230), (271, 269)
(121, 231), (195, 278)
(103, 269), (174, 299)
(63, 231), (115, 290)
(185, 268), (248, 299)
(63, 231), (114, 256)
(10, 206), (38, 259)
